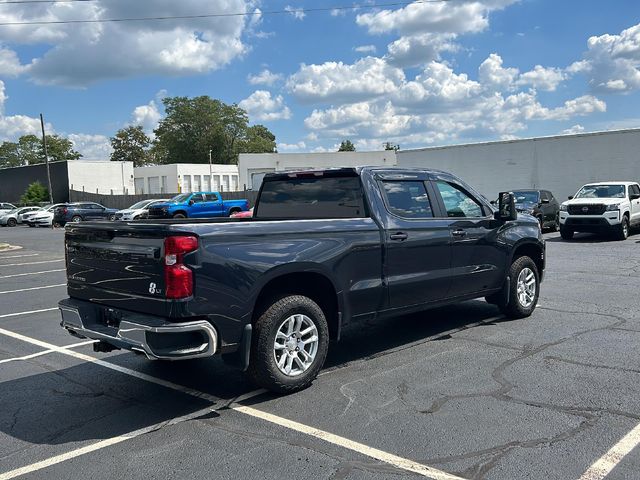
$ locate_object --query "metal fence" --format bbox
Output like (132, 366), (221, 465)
(68, 189), (258, 210)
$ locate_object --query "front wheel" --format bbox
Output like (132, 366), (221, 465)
(7, 218), (17, 227)
(247, 295), (329, 393)
(498, 256), (540, 319)
(615, 216), (629, 241)
(172, 213), (186, 219)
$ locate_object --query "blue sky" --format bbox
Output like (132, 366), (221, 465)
(1, 0), (640, 159)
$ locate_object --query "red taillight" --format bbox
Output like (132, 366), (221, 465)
(164, 235), (198, 299)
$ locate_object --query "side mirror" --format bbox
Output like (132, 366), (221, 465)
(490, 200), (497, 206)
(188, 199), (194, 205)
(630, 193), (640, 200)
(540, 198), (550, 204)
(494, 192), (517, 222)
(568, 195), (574, 200)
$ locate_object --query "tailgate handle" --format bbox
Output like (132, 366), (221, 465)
(390, 232), (408, 241)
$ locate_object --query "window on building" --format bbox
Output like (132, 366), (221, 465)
(203, 175), (211, 191)
(161, 176), (168, 193)
(134, 178), (145, 194)
(193, 175), (201, 192)
(183, 175), (192, 193)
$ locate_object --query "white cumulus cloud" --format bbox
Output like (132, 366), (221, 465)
(239, 90), (292, 121)
(287, 57), (405, 103)
(570, 22), (640, 93)
(1, 0), (252, 86)
(248, 69), (284, 86)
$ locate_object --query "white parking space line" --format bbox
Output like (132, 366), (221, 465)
(231, 404), (466, 480)
(0, 284), (66, 295)
(0, 340), (96, 365)
(0, 322), (466, 480)
(0, 269), (65, 279)
(578, 421), (640, 480)
(0, 307), (58, 318)
(0, 325), (221, 403)
(1, 259), (64, 267)
(0, 406), (217, 480)
(0, 254), (39, 259)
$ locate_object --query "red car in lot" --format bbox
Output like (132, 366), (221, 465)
(231, 208), (253, 218)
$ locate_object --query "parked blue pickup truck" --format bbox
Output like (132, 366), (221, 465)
(147, 192), (250, 219)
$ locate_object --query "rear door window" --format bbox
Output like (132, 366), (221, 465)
(257, 175), (367, 219)
(204, 193), (219, 202)
(381, 181), (433, 219)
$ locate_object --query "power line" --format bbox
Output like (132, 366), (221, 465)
(0, 0), (452, 26)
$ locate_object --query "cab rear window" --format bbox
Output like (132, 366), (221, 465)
(257, 176), (368, 219)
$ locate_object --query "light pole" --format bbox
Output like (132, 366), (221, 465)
(40, 114), (54, 204)
(208, 149), (213, 191)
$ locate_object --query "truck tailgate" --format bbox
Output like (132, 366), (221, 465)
(64, 222), (181, 317)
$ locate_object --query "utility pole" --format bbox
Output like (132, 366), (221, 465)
(208, 149), (213, 190)
(40, 114), (54, 204)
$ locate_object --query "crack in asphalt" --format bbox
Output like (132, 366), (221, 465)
(389, 306), (632, 479)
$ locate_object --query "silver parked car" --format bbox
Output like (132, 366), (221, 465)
(0, 206), (41, 227)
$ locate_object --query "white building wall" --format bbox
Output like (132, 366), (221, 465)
(67, 161), (134, 194)
(133, 164), (240, 194)
(397, 129), (640, 201)
(238, 151), (397, 190)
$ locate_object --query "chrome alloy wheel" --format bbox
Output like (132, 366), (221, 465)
(273, 314), (319, 377)
(517, 267), (536, 308)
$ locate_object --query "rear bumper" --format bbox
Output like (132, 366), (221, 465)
(59, 298), (218, 360)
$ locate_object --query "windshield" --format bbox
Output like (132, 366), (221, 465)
(575, 184), (625, 199)
(128, 200), (152, 209)
(171, 193), (191, 203)
(512, 191), (539, 204)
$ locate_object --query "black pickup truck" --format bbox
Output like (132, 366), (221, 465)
(59, 167), (545, 392)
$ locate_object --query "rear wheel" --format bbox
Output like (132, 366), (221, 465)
(108, 214), (116, 221)
(497, 256), (540, 319)
(7, 218), (17, 227)
(71, 215), (82, 223)
(247, 295), (329, 393)
(560, 226), (574, 240)
(229, 208), (241, 217)
(550, 214), (559, 232)
(615, 216), (629, 241)
(172, 213), (186, 219)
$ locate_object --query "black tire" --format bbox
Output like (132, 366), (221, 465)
(229, 208), (241, 217)
(550, 214), (559, 232)
(7, 218), (17, 227)
(498, 256), (540, 319)
(71, 215), (82, 223)
(108, 214), (116, 221)
(247, 295), (329, 393)
(560, 226), (574, 240)
(615, 216), (629, 241)
(28, 223), (35, 227)
(173, 213), (186, 219)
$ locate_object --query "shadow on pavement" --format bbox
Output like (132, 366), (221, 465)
(0, 300), (504, 447)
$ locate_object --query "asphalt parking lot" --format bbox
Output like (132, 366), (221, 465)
(1, 225), (639, 480)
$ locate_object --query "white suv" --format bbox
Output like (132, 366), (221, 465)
(559, 182), (640, 240)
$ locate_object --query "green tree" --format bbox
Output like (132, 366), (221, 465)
(338, 140), (356, 152)
(0, 134), (81, 167)
(241, 125), (276, 153)
(0, 141), (20, 167)
(20, 181), (49, 204)
(110, 125), (151, 167)
(153, 96), (276, 165)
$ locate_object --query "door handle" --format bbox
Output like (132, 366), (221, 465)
(390, 232), (408, 241)
(452, 229), (467, 237)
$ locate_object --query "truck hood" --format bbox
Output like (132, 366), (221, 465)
(562, 197), (625, 206)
